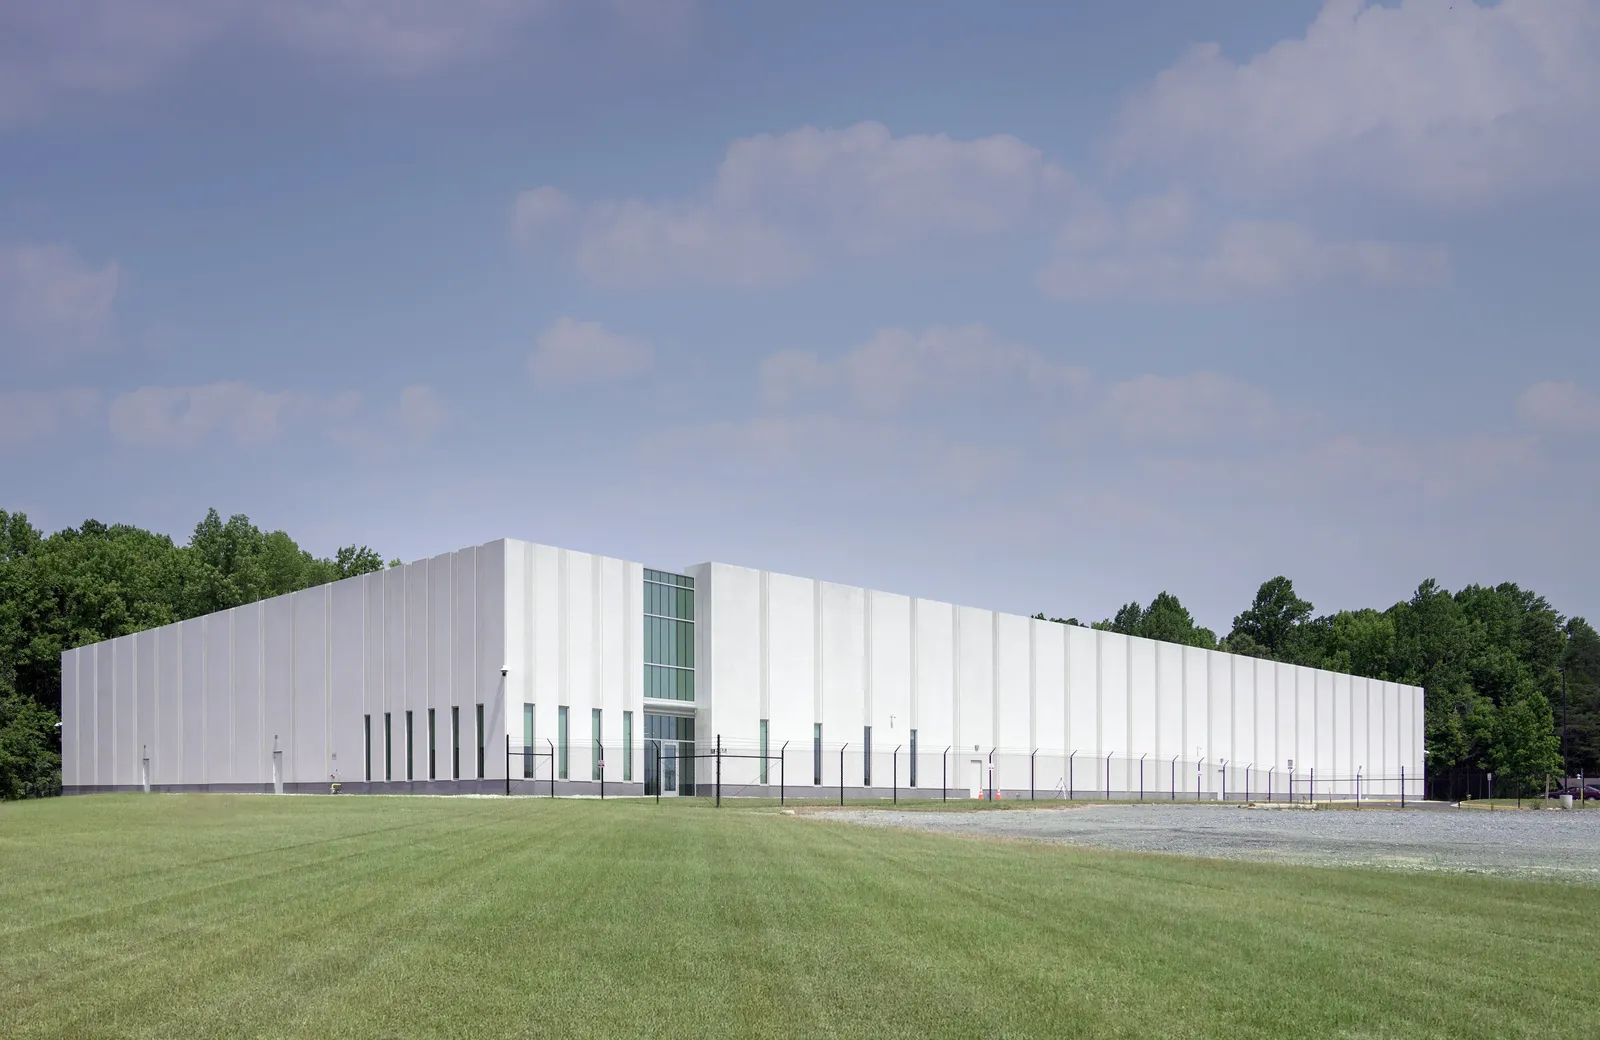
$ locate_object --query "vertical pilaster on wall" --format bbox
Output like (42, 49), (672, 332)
(593, 555), (603, 715)
(1027, 616), (1037, 753)
(863, 590), (874, 732)
(199, 617), (207, 786)
(559, 551), (570, 713)
(524, 545), (535, 713)
(1060, 622), (1070, 756)
(951, 606), (961, 752)
(760, 570), (771, 724)
(907, 596), (918, 734)
(990, 612), (999, 755)
(324, 587), (333, 784)
(1094, 628), (1103, 759)
(1125, 635), (1133, 776)
(813, 579), (824, 734)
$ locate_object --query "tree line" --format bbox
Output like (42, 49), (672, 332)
(0, 509), (390, 799)
(4, 508), (1596, 799)
(1036, 576), (1599, 799)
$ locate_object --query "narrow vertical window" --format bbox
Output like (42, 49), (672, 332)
(592, 708), (603, 781)
(623, 711), (633, 782)
(759, 719), (769, 784)
(451, 706), (460, 780)
(909, 728), (918, 788)
(813, 723), (822, 786)
(428, 708), (436, 780)
(384, 713), (392, 781)
(364, 714), (372, 782)
(405, 711), (414, 780)
(476, 703), (485, 780)
(522, 703), (535, 779)
(863, 725), (872, 787)
(558, 706), (569, 779)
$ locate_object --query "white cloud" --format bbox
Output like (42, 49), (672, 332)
(1517, 380), (1600, 433)
(396, 383), (449, 440)
(0, 388), (99, 449)
(0, 242), (120, 353)
(0, 1), (698, 127)
(1038, 193), (1450, 300)
(510, 186), (574, 248)
(527, 316), (652, 386)
(760, 324), (1087, 413)
(1098, 372), (1279, 443)
(1108, 0), (1600, 207)
(520, 121), (1077, 288)
(108, 381), (313, 448)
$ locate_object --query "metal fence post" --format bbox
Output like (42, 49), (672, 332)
(1219, 759), (1227, 802)
(1356, 767), (1360, 809)
(1031, 749), (1038, 801)
(988, 748), (996, 801)
(1105, 751), (1112, 801)
(599, 740), (605, 801)
(943, 746), (950, 803)
(1139, 753), (1146, 801)
(1069, 751), (1076, 800)
(893, 745), (901, 805)
(1171, 755), (1177, 800)
(1198, 758), (1205, 801)
(716, 735), (722, 808)
(839, 744), (848, 806)
(1268, 766), (1274, 802)
(1400, 766), (1405, 808)
(1310, 767), (1315, 805)
(780, 741), (788, 806)
(548, 738), (555, 799)
(505, 735), (511, 797)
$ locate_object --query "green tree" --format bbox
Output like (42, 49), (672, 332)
(1227, 577), (1312, 658)
(1488, 684), (1562, 796)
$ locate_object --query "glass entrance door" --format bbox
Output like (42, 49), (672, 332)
(662, 742), (679, 795)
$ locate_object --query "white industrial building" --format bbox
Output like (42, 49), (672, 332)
(62, 538), (1426, 801)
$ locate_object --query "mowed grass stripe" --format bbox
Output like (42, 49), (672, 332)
(1, 796), (1594, 1039)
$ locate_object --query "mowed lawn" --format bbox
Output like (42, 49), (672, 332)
(1, 797), (1593, 1039)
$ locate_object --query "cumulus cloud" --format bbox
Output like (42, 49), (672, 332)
(108, 381), (315, 448)
(1037, 191), (1450, 300)
(0, 0), (698, 127)
(1098, 372), (1279, 443)
(0, 242), (120, 354)
(107, 380), (448, 451)
(517, 121), (1077, 287)
(1517, 380), (1600, 433)
(527, 316), (652, 386)
(1108, 0), (1600, 207)
(0, 388), (99, 449)
(396, 383), (449, 440)
(760, 324), (1087, 413)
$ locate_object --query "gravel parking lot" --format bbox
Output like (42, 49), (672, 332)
(827, 803), (1600, 882)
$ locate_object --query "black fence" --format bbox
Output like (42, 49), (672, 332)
(502, 739), (1442, 805)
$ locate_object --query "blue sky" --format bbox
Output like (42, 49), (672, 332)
(3, 0), (1598, 632)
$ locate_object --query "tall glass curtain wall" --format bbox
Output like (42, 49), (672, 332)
(644, 570), (694, 701)
(643, 713), (695, 795)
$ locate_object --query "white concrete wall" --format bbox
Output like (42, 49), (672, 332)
(696, 560), (1426, 798)
(61, 541), (507, 790)
(501, 540), (644, 788)
(61, 534), (1426, 800)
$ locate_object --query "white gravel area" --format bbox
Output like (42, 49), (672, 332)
(825, 803), (1600, 882)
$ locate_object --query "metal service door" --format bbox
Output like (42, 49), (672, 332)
(970, 759), (983, 799)
(272, 751), (284, 795)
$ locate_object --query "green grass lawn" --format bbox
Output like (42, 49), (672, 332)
(2, 796), (1593, 1039)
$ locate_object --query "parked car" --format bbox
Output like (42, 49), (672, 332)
(1547, 785), (1600, 800)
